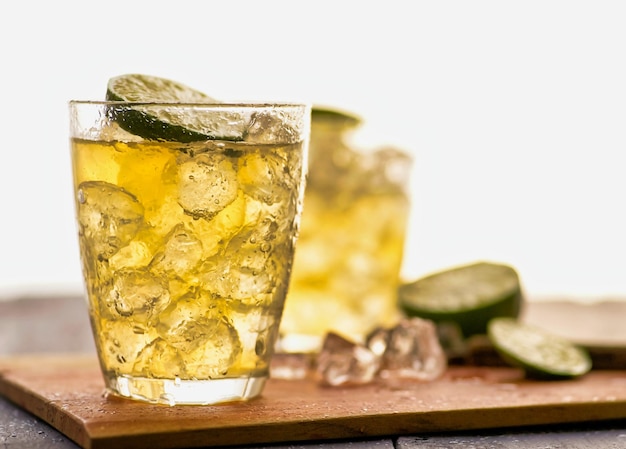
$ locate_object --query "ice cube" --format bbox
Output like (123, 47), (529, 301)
(201, 217), (284, 303)
(245, 111), (300, 144)
(177, 153), (238, 219)
(77, 181), (144, 261)
(237, 151), (292, 205)
(97, 319), (155, 374)
(228, 266), (275, 298)
(150, 224), (203, 277)
(168, 315), (242, 378)
(185, 190), (247, 260)
(365, 326), (389, 357)
(108, 268), (171, 324)
(155, 290), (211, 341)
(108, 240), (154, 271)
(316, 332), (381, 387)
(238, 217), (282, 261)
(243, 194), (298, 241)
(367, 317), (447, 381)
(200, 258), (276, 304)
(133, 337), (185, 378)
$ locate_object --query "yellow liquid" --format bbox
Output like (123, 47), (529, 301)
(71, 137), (304, 391)
(280, 191), (409, 351)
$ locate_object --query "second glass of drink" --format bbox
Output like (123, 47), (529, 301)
(279, 107), (412, 353)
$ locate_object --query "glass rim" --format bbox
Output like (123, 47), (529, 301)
(69, 100), (310, 108)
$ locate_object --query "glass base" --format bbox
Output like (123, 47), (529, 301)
(103, 373), (267, 406)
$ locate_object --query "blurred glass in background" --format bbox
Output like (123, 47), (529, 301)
(279, 107), (413, 352)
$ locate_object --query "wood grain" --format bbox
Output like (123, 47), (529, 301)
(1, 355), (626, 449)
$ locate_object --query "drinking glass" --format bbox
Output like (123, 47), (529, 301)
(69, 101), (309, 405)
(278, 108), (412, 353)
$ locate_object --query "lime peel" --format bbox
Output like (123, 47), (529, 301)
(488, 317), (592, 379)
(398, 261), (523, 338)
(311, 106), (362, 128)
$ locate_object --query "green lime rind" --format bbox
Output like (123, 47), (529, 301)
(488, 317), (592, 379)
(311, 106), (362, 128)
(398, 262), (523, 338)
(105, 74), (245, 142)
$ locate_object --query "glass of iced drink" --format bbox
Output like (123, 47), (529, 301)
(69, 77), (309, 405)
(278, 107), (412, 353)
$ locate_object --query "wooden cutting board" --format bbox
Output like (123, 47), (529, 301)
(1, 355), (626, 449)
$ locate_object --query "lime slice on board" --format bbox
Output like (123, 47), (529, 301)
(398, 261), (523, 338)
(488, 317), (592, 379)
(106, 74), (245, 142)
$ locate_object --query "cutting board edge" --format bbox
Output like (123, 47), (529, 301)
(82, 401), (626, 449)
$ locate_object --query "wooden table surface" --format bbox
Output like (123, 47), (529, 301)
(1, 294), (626, 449)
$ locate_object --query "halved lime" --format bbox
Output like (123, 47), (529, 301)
(488, 317), (592, 379)
(106, 74), (216, 103)
(398, 261), (523, 338)
(311, 106), (362, 128)
(106, 74), (245, 142)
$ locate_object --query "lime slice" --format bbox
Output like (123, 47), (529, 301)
(311, 106), (362, 128)
(106, 74), (245, 142)
(106, 73), (216, 103)
(398, 261), (523, 338)
(488, 317), (592, 379)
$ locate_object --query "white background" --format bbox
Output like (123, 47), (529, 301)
(1, 0), (625, 302)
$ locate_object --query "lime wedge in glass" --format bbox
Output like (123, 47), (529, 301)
(398, 261), (523, 338)
(106, 74), (246, 142)
(488, 317), (592, 379)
